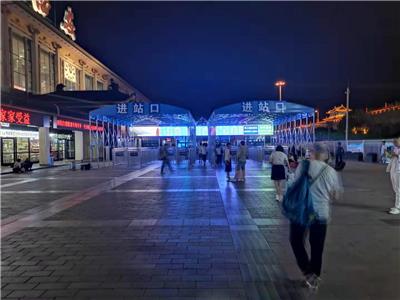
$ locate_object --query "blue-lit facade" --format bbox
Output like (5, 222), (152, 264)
(89, 99), (315, 154)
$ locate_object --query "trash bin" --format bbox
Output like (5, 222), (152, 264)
(366, 153), (378, 163)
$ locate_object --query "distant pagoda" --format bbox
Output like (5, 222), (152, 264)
(316, 104), (351, 128)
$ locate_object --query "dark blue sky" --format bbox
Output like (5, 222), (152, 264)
(54, 1), (400, 118)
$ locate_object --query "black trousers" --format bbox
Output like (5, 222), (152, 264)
(161, 158), (172, 174)
(335, 154), (343, 165)
(290, 221), (327, 277)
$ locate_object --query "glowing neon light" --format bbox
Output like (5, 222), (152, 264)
(57, 119), (103, 131)
(0, 108), (31, 125)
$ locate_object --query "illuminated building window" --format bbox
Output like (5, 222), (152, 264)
(10, 32), (32, 92)
(85, 74), (94, 90)
(97, 81), (104, 90)
(62, 60), (80, 90)
(39, 48), (55, 94)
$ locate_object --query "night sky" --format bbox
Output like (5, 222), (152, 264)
(52, 1), (400, 118)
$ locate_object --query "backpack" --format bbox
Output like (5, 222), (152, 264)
(282, 160), (327, 227)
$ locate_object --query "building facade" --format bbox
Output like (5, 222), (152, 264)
(1, 1), (148, 167)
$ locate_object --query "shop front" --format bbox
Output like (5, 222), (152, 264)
(55, 117), (104, 161)
(0, 106), (43, 166)
(0, 106), (104, 166)
(50, 130), (75, 161)
(0, 127), (40, 165)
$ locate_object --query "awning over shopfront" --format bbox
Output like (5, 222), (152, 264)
(1, 88), (135, 120)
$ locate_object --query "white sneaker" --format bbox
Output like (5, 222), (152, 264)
(275, 195), (280, 201)
(389, 208), (400, 215)
(306, 274), (321, 290)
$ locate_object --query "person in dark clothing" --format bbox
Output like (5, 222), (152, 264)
(160, 143), (173, 175)
(224, 143), (232, 181)
(215, 143), (223, 166)
(335, 142), (345, 166)
(22, 158), (33, 171)
(290, 222), (327, 278)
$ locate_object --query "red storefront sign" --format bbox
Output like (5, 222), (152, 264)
(0, 108), (31, 125)
(56, 119), (103, 131)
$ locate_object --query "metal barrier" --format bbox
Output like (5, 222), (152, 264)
(111, 147), (160, 168)
(248, 146), (265, 162)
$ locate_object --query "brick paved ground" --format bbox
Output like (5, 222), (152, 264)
(1, 161), (399, 299)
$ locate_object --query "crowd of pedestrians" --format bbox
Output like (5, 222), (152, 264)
(157, 137), (400, 292)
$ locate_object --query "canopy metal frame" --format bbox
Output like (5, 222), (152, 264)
(88, 103), (196, 165)
(208, 100), (315, 146)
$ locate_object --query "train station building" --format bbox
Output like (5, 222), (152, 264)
(0, 1), (148, 167)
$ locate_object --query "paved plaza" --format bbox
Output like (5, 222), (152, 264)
(1, 160), (399, 300)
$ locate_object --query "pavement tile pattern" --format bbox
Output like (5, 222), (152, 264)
(1, 161), (399, 299)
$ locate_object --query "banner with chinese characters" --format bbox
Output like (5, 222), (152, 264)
(0, 106), (43, 127)
(115, 102), (161, 115)
(56, 119), (103, 131)
(213, 100), (314, 115)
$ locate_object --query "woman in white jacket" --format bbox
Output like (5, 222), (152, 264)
(388, 137), (400, 215)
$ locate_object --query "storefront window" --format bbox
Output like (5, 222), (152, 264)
(11, 32), (32, 92)
(50, 133), (75, 161)
(0, 129), (39, 165)
(39, 48), (55, 94)
(97, 81), (104, 91)
(85, 74), (94, 90)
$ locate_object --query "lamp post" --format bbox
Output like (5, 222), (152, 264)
(275, 80), (286, 101)
(315, 109), (320, 123)
(345, 86), (350, 148)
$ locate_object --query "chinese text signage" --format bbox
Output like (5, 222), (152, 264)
(57, 119), (103, 131)
(1, 108), (31, 125)
(241, 101), (287, 113)
(116, 103), (159, 115)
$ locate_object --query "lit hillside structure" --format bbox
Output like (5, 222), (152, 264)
(366, 102), (400, 115)
(316, 104), (351, 128)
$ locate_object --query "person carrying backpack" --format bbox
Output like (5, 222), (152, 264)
(282, 143), (342, 290)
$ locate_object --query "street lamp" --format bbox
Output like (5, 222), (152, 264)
(315, 109), (320, 123)
(275, 80), (286, 101)
(345, 86), (350, 147)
